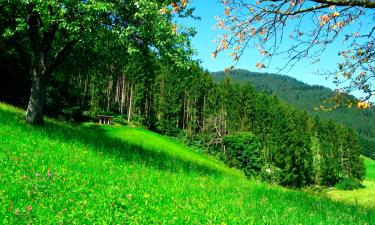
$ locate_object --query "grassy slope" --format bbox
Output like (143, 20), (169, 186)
(365, 157), (375, 181)
(325, 157), (375, 207)
(0, 103), (374, 224)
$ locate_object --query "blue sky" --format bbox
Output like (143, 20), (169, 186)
(179, 0), (352, 90)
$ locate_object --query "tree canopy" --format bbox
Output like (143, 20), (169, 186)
(0, 0), (194, 124)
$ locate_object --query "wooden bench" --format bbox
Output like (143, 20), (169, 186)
(97, 115), (114, 125)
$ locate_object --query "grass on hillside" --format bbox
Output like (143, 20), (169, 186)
(325, 157), (375, 208)
(0, 103), (374, 224)
(364, 157), (375, 181)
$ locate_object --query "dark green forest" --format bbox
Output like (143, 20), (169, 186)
(0, 0), (369, 188)
(213, 70), (375, 160)
(1, 51), (367, 188)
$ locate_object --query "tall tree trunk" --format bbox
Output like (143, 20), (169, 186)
(24, 4), (72, 124)
(127, 82), (133, 122)
(82, 73), (89, 107)
(90, 79), (95, 110)
(202, 95), (206, 132)
(183, 91), (186, 130)
(26, 58), (47, 124)
(107, 79), (113, 112)
(120, 75), (126, 114)
(25, 10), (48, 124)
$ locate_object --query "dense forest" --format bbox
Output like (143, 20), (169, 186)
(0, 0), (367, 188)
(213, 70), (375, 160)
(1, 50), (366, 188)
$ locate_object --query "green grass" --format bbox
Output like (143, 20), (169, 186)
(326, 180), (375, 208)
(325, 157), (375, 208)
(0, 103), (374, 224)
(364, 157), (375, 181)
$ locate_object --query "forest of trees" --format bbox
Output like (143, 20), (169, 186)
(0, 0), (366, 188)
(1, 46), (365, 188)
(213, 70), (375, 160)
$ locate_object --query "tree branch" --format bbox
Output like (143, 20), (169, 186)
(45, 41), (75, 77)
(42, 4), (59, 54)
(267, 0), (375, 8)
(267, 4), (331, 15)
(311, 0), (375, 8)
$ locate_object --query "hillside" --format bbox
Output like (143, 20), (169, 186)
(365, 157), (375, 181)
(0, 103), (374, 224)
(212, 69), (375, 159)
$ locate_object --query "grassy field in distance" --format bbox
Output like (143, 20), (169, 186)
(364, 157), (375, 181)
(0, 103), (374, 224)
(325, 157), (375, 208)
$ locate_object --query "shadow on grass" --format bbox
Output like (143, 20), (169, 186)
(0, 107), (224, 177)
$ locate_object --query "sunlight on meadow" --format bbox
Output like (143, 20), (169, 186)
(326, 157), (375, 207)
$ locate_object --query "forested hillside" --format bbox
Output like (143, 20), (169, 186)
(0, 0), (368, 191)
(2, 56), (366, 188)
(212, 70), (375, 160)
(1, 1), (374, 223)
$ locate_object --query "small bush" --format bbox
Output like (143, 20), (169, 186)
(259, 163), (282, 184)
(223, 132), (263, 177)
(113, 115), (128, 126)
(335, 177), (364, 190)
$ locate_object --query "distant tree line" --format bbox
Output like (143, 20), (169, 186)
(212, 70), (375, 161)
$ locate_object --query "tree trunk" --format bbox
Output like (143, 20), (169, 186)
(120, 75), (126, 114)
(107, 79), (113, 112)
(26, 65), (47, 124)
(127, 82), (133, 122)
(24, 4), (67, 124)
(81, 73), (89, 107)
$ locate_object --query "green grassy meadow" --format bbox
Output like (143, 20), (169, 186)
(0, 103), (374, 224)
(364, 157), (375, 181)
(325, 157), (375, 207)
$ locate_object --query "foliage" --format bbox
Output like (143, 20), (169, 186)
(0, 0), (373, 221)
(259, 163), (282, 185)
(0, 10), (367, 188)
(0, 0), (195, 123)
(335, 177), (364, 191)
(112, 115), (128, 126)
(2, 52), (367, 188)
(212, 69), (375, 160)
(1, 103), (374, 224)
(223, 132), (262, 177)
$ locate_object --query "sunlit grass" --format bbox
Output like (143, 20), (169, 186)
(325, 157), (375, 208)
(0, 103), (374, 224)
(364, 157), (375, 181)
(326, 180), (375, 208)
